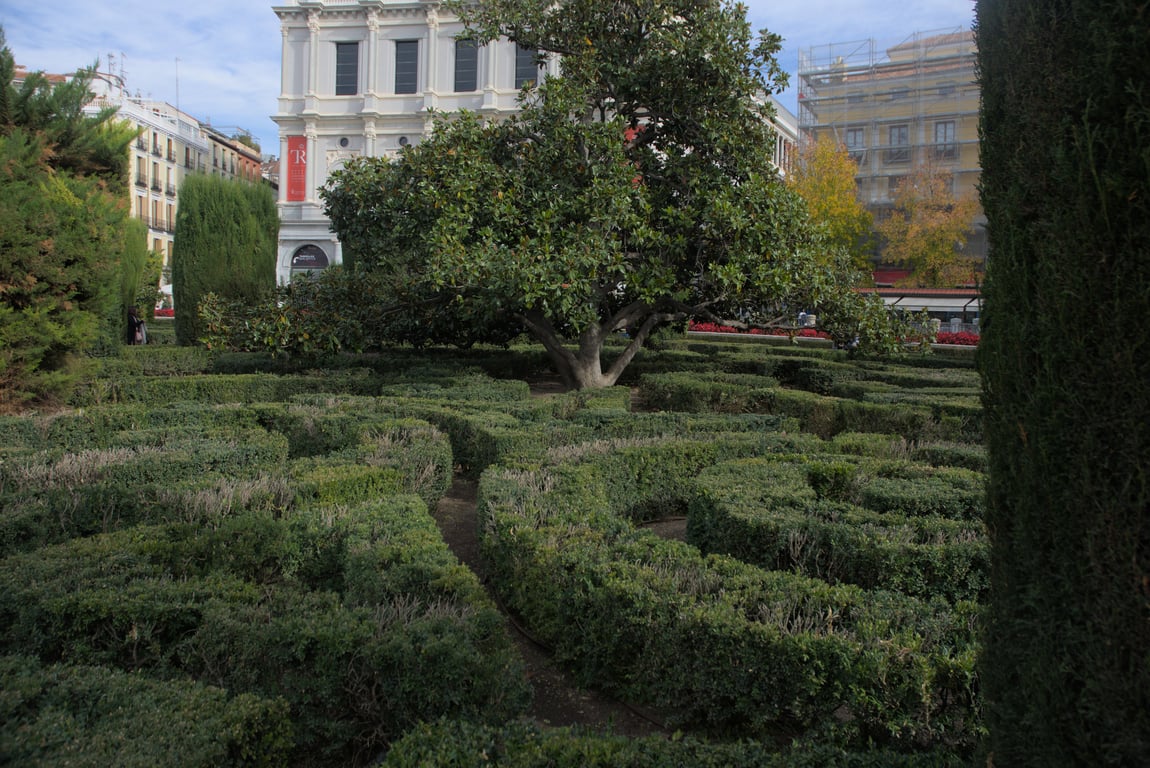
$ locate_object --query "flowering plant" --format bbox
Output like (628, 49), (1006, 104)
(934, 331), (980, 346)
(688, 321), (831, 339)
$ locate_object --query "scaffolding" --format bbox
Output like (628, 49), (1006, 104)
(797, 29), (982, 249)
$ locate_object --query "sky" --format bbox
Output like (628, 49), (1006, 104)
(2, 0), (975, 158)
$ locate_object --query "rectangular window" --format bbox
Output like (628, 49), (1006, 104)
(886, 124), (909, 164)
(845, 127), (865, 163)
(335, 42), (359, 95)
(395, 40), (418, 94)
(934, 120), (957, 160)
(454, 39), (478, 92)
(515, 44), (539, 89)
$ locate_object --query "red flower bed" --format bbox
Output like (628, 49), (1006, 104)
(688, 321), (830, 339)
(153, 308), (174, 318)
(934, 331), (980, 346)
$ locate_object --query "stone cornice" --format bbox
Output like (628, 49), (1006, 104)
(274, 1), (433, 23)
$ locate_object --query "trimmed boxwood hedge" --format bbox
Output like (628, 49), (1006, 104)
(687, 457), (989, 602)
(476, 433), (983, 753)
(382, 718), (967, 767)
(0, 499), (530, 766)
(0, 654), (292, 768)
(0, 416), (454, 556)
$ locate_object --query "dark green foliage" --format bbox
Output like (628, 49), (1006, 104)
(118, 218), (151, 336)
(0, 655), (293, 768)
(477, 435), (983, 753)
(688, 457), (989, 602)
(383, 718), (968, 767)
(0, 32), (139, 408)
(0, 500), (529, 766)
(0, 129), (123, 407)
(638, 371), (967, 441)
(171, 174), (277, 345)
(976, 0), (1150, 762)
(322, 0), (904, 388)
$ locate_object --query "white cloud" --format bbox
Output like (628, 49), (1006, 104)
(4, 0), (282, 152)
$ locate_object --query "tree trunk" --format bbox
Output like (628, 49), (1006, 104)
(518, 307), (669, 389)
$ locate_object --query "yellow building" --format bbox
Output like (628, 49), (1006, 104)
(797, 28), (985, 265)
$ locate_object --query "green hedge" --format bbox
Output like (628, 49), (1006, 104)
(0, 499), (529, 766)
(382, 719), (967, 767)
(477, 441), (982, 753)
(0, 428), (292, 556)
(637, 373), (968, 441)
(0, 654), (292, 768)
(688, 458), (989, 602)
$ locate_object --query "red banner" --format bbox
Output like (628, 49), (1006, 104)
(286, 136), (307, 202)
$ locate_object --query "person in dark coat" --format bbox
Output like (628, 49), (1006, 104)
(127, 306), (146, 345)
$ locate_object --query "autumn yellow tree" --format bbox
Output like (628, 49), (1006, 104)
(788, 137), (873, 271)
(877, 165), (980, 287)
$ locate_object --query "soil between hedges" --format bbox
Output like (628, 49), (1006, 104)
(428, 377), (674, 737)
(432, 474), (669, 738)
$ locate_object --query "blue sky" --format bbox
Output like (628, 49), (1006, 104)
(3, 0), (975, 157)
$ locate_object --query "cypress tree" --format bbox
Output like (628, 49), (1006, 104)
(119, 218), (149, 340)
(976, 1), (1150, 763)
(171, 175), (276, 345)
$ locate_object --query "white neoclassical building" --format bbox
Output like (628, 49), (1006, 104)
(271, 0), (798, 284)
(272, 0), (558, 283)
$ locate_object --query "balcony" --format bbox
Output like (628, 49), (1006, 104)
(884, 147), (910, 165)
(167, 150), (177, 162)
(932, 143), (958, 161)
(135, 173), (148, 188)
(151, 146), (163, 157)
(165, 183), (177, 197)
(150, 181), (162, 193)
(135, 139), (147, 151)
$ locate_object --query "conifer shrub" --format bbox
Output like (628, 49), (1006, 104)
(977, 0), (1150, 760)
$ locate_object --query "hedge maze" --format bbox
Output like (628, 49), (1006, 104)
(0, 341), (985, 766)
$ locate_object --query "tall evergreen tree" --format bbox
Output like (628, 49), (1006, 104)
(0, 28), (136, 408)
(171, 174), (276, 345)
(976, 1), (1150, 763)
(118, 218), (150, 339)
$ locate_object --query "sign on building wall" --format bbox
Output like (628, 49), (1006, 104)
(286, 136), (307, 202)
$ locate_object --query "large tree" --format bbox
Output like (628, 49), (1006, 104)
(788, 136), (874, 272)
(0, 29), (136, 408)
(171, 174), (277, 345)
(977, 0), (1150, 763)
(877, 164), (980, 288)
(323, 0), (899, 388)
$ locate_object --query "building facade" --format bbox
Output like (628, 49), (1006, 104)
(797, 29), (985, 265)
(86, 73), (212, 275)
(204, 126), (264, 184)
(272, 0), (799, 283)
(272, 0), (559, 283)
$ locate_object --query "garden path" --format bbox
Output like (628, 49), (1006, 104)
(427, 377), (680, 737)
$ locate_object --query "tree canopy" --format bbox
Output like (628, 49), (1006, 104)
(323, 0), (901, 388)
(788, 137), (874, 272)
(172, 173), (277, 345)
(0, 28), (137, 408)
(877, 165), (979, 288)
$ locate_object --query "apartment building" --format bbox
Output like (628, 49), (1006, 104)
(797, 29), (986, 264)
(204, 126), (264, 184)
(272, 0), (799, 283)
(86, 72), (212, 272)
